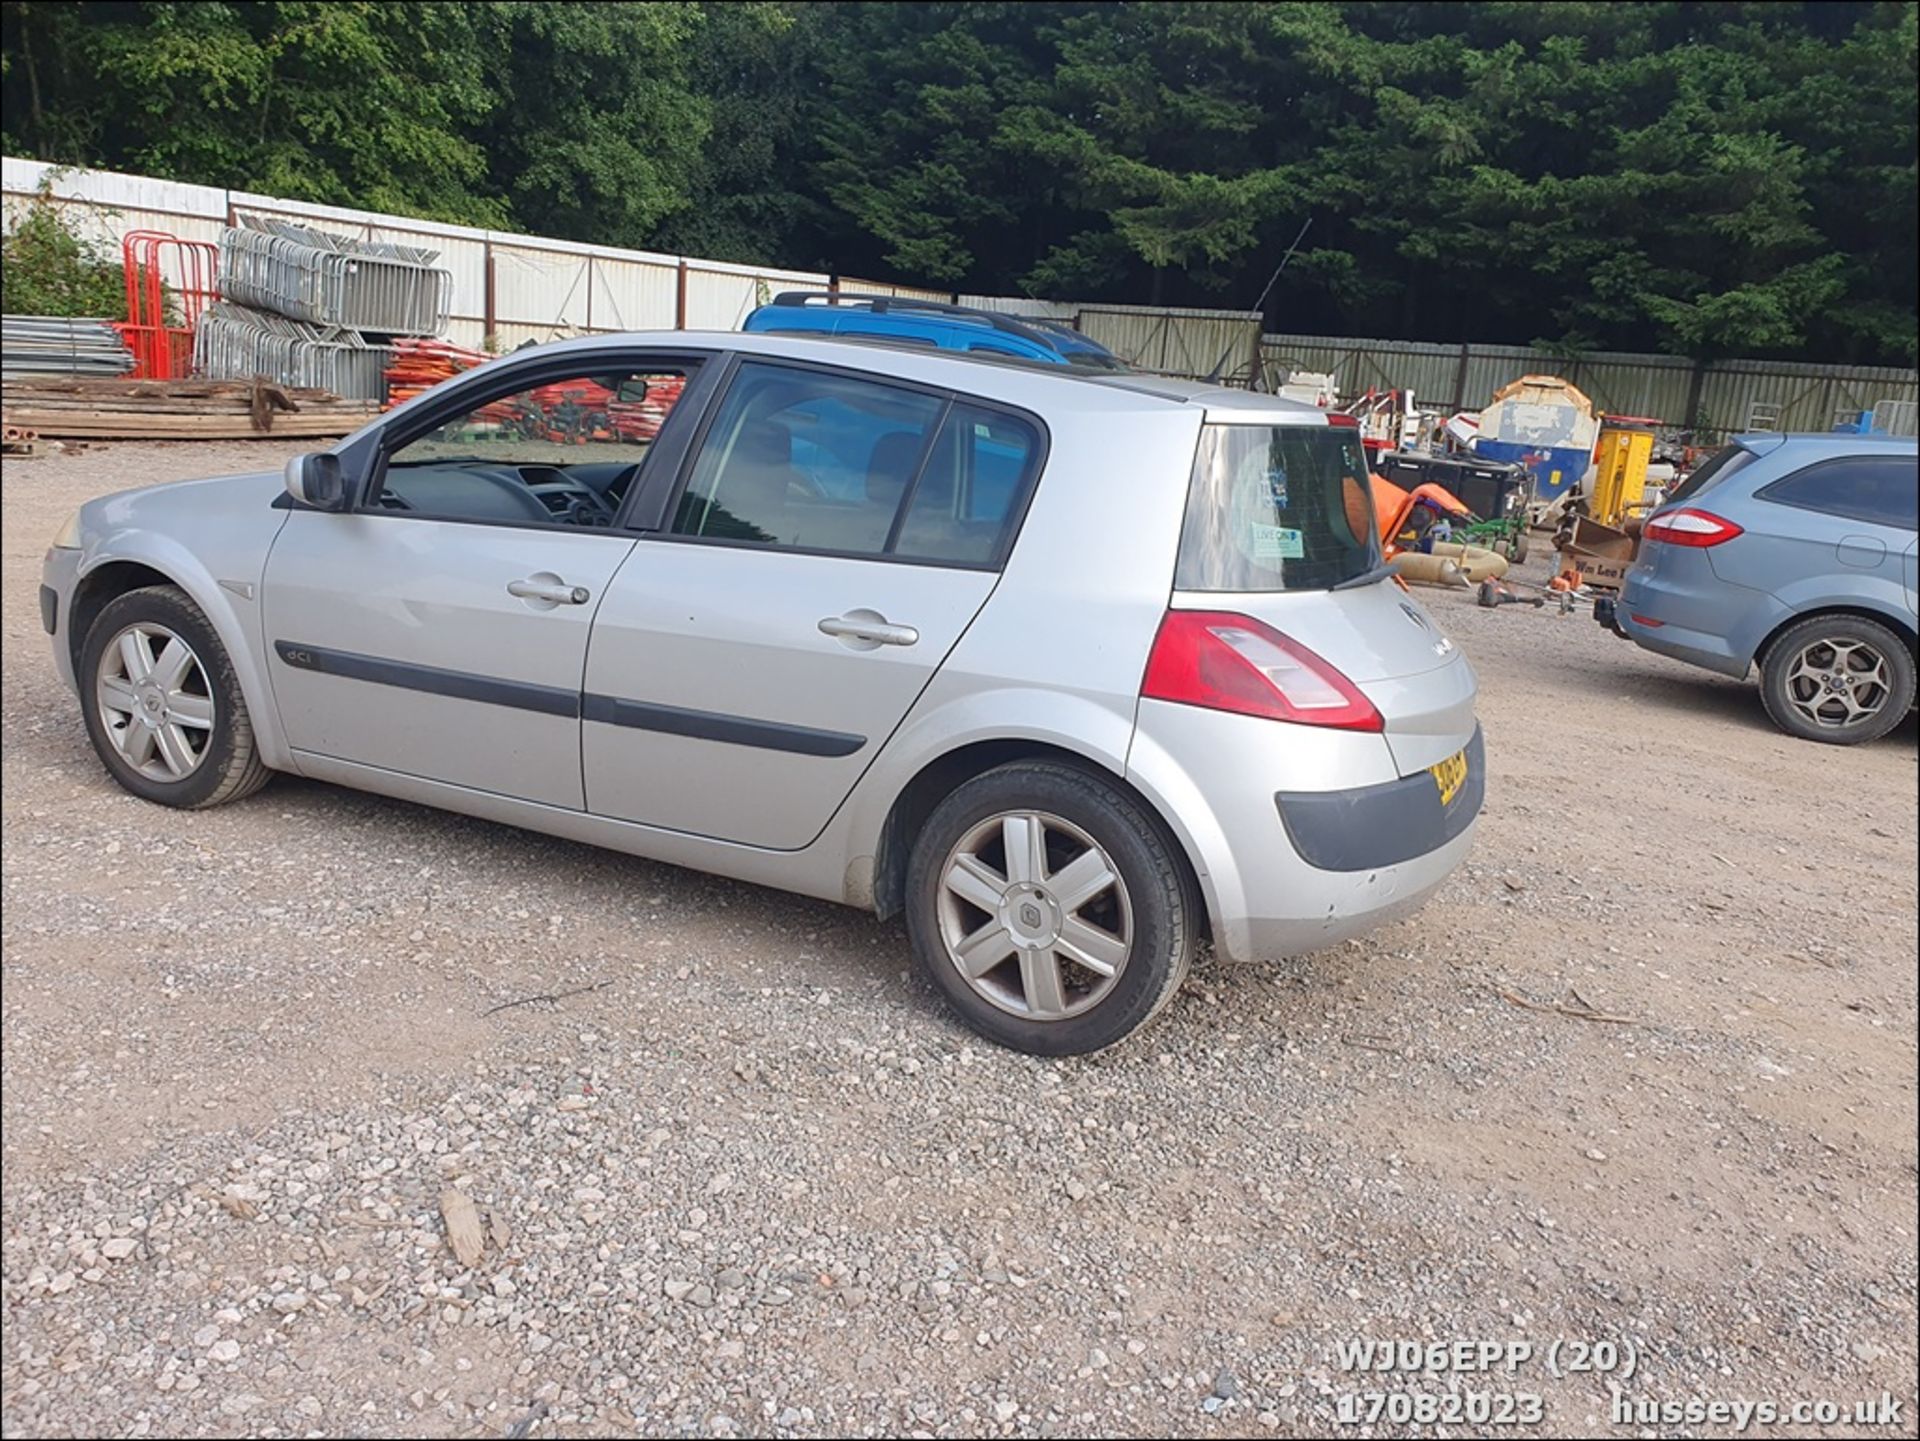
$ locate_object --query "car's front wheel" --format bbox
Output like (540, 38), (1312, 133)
(78, 585), (273, 807)
(904, 760), (1199, 1055)
(1758, 613), (1915, 746)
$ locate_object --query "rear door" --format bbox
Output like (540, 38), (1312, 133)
(1730, 454), (1918, 596)
(582, 359), (1044, 849)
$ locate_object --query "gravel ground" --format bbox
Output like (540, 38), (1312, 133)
(3, 441), (1915, 1439)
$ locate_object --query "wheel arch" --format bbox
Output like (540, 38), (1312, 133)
(870, 737), (1213, 947)
(1756, 604), (1919, 669)
(69, 541), (292, 770)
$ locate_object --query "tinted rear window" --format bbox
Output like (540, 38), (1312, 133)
(1756, 456), (1918, 530)
(1667, 444), (1757, 504)
(1175, 424), (1379, 591)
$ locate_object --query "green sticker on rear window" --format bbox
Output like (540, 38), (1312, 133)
(1251, 524), (1305, 560)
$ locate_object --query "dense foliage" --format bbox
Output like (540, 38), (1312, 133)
(0, 184), (129, 317)
(4, 1), (1914, 362)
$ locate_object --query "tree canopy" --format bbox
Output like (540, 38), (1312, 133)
(4, 1), (1914, 363)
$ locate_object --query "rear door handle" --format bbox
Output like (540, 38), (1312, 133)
(819, 611), (919, 648)
(508, 576), (591, 606)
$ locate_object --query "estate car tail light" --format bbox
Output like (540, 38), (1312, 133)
(1326, 412), (1360, 428)
(1642, 508), (1744, 548)
(1141, 611), (1384, 732)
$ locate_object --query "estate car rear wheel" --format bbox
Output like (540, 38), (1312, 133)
(79, 585), (272, 808)
(904, 760), (1199, 1054)
(1758, 613), (1915, 746)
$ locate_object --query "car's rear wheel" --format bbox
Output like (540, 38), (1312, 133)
(1758, 613), (1915, 746)
(79, 585), (272, 807)
(904, 760), (1198, 1054)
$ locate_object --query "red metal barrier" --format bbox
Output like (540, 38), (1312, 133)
(117, 231), (218, 380)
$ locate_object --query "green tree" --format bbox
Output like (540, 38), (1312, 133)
(2, 2), (505, 226)
(464, 2), (710, 249)
(3, 1), (1913, 364)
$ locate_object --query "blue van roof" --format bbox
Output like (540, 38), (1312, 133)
(741, 292), (1128, 371)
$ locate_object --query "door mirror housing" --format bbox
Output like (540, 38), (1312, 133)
(590, 374), (649, 404)
(284, 453), (347, 511)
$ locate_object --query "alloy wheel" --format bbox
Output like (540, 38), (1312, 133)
(1784, 636), (1892, 729)
(95, 622), (215, 781)
(936, 810), (1133, 1020)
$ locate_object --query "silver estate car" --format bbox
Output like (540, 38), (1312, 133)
(41, 332), (1481, 1053)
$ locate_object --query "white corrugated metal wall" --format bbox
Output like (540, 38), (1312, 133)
(1261, 331), (1918, 439)
(7, 157), (1915, 427)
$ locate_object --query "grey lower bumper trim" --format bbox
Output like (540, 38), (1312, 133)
(1276, 724), (1484, 871)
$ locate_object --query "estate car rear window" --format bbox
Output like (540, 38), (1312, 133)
(1174, 424), (1380, 591)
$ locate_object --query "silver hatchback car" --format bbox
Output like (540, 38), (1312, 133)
(41, 333), (1481, 1053)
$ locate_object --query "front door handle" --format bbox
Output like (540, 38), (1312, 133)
(819, 610), (919, 649)
(508, 576), (591, 606)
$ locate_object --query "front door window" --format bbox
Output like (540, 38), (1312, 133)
(378, 368), (693, 527)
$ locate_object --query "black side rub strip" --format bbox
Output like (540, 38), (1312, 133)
(580, 694), (865, 758)
(1275, 725), (1484, 871)
(274, 641), (579, 717)
(272, 640), (866, 757)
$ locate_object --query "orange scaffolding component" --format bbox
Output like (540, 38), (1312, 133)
(117, 231), (218, 380)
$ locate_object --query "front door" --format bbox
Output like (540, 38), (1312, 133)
(583, 359), (1044, 849)
(262, 354), (703, 809)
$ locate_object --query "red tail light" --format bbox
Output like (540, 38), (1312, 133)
(1326, 412), (1359, 428)
(1141, 611), (1384, 731)
(1642, 508), (1743, 547)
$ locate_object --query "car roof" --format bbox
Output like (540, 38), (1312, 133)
(382, 329), (1335, 428)
(1733, 431), (1919, 454)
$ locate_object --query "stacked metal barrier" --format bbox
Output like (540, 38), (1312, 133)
(193, 303), (388, 400)
(219, 219), (451, 334)
(200, 217), (453, 400)
(2, 316), (137, 378)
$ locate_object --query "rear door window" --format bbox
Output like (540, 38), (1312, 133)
(893, 404), (1042, 565)
(1756, 456), (1919, 530)
(669, 361), (1042, 566)
(1175, 423), (1379, 591)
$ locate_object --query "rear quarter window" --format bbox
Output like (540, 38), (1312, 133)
(1756, 456), (1919, 530)
(1666, 444), (1757, 505)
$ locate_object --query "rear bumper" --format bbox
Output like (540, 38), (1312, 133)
(1277, 725), (1483, 870)
(1126, 700), (1480, 965)
(1617, 562), (1764, 678)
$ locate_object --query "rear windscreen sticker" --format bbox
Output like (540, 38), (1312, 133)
(1252, 524), (1306, 560)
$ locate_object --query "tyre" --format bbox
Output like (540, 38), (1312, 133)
(78, 585), (273, 807)
(904, 760), (1199, 1055)
(1508, 528), (1530, 564)
(1758, 613), (1915, 746)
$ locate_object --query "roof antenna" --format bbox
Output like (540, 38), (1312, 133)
(1245, 216), (1314, 392)
(1252, 216), (1313, 318)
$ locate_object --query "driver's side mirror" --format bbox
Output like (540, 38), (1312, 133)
(590, 374), (650, 404)
(284, 453), (347, 511)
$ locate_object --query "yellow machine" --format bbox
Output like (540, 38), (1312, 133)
(1590, 417), (1656, 527)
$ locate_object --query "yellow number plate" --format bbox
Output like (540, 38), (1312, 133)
(1428, 747), (1469, 808)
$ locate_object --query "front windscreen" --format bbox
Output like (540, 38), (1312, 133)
(1174, 424), (1380, 591)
